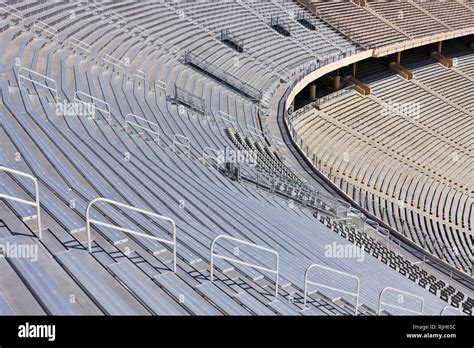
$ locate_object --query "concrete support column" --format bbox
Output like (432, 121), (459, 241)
(438, 41), (443, 53)
(395, 51), (401, 64)
(333, 75), (341, 91)
(308, 83), (317, 101)
(352, 62), (357, 77)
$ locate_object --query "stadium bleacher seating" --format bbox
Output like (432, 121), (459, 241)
(0, 0), (473, 317)
(289, 56), (473, 278)
(301, 0), (474, 49)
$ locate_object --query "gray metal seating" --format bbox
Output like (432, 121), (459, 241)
(55, 248), (151, 315)
(0, 0), (471, 317)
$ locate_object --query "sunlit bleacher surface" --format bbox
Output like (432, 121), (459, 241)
(0, 0), (473, 316)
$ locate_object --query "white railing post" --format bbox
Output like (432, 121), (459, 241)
(303, 263), (360, 315)
(0, 166), (42, 240)
(86, 197), (176, 272)
(210, 234), (280, 298)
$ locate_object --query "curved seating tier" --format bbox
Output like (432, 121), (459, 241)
(291, 56), (474, 274)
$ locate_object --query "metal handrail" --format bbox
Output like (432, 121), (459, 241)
(68, 37), (92, 56)
(440, 305), (462, 316)
(102, 53), (126, 71)
(173, 84), (206, 115)
(154, 80), (166, 104)
(303, 263), (360, 315)
(133, 24), (149, 38)
(33, 19), (58, 40)
(134, 70), (146, 82)
(74, 90), (111, 121)
(245, 124), (265, 140)
(184, 50), (262, 101)
(18, 67), (58, 101)
(0, 166), (42, 240)
(0, 1), (23, 22)
(125, 114), (159, 142)
(172, 134), (191, 158)
(210, 234), (280, 298)
(86, 197), (177, 272)
(216, 110), (237, 127)
(378, 287), (424, 315)
(201, 146), (220, 165)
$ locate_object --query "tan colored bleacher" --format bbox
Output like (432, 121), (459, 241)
(368, 1), (450, 38)
(301, 0), (474, 49)
(290, 58), (474, 274)
(419, 0), (474, 30)
(304, 1), (408, 48)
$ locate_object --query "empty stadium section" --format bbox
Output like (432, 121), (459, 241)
(0, 0), (473, 323)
